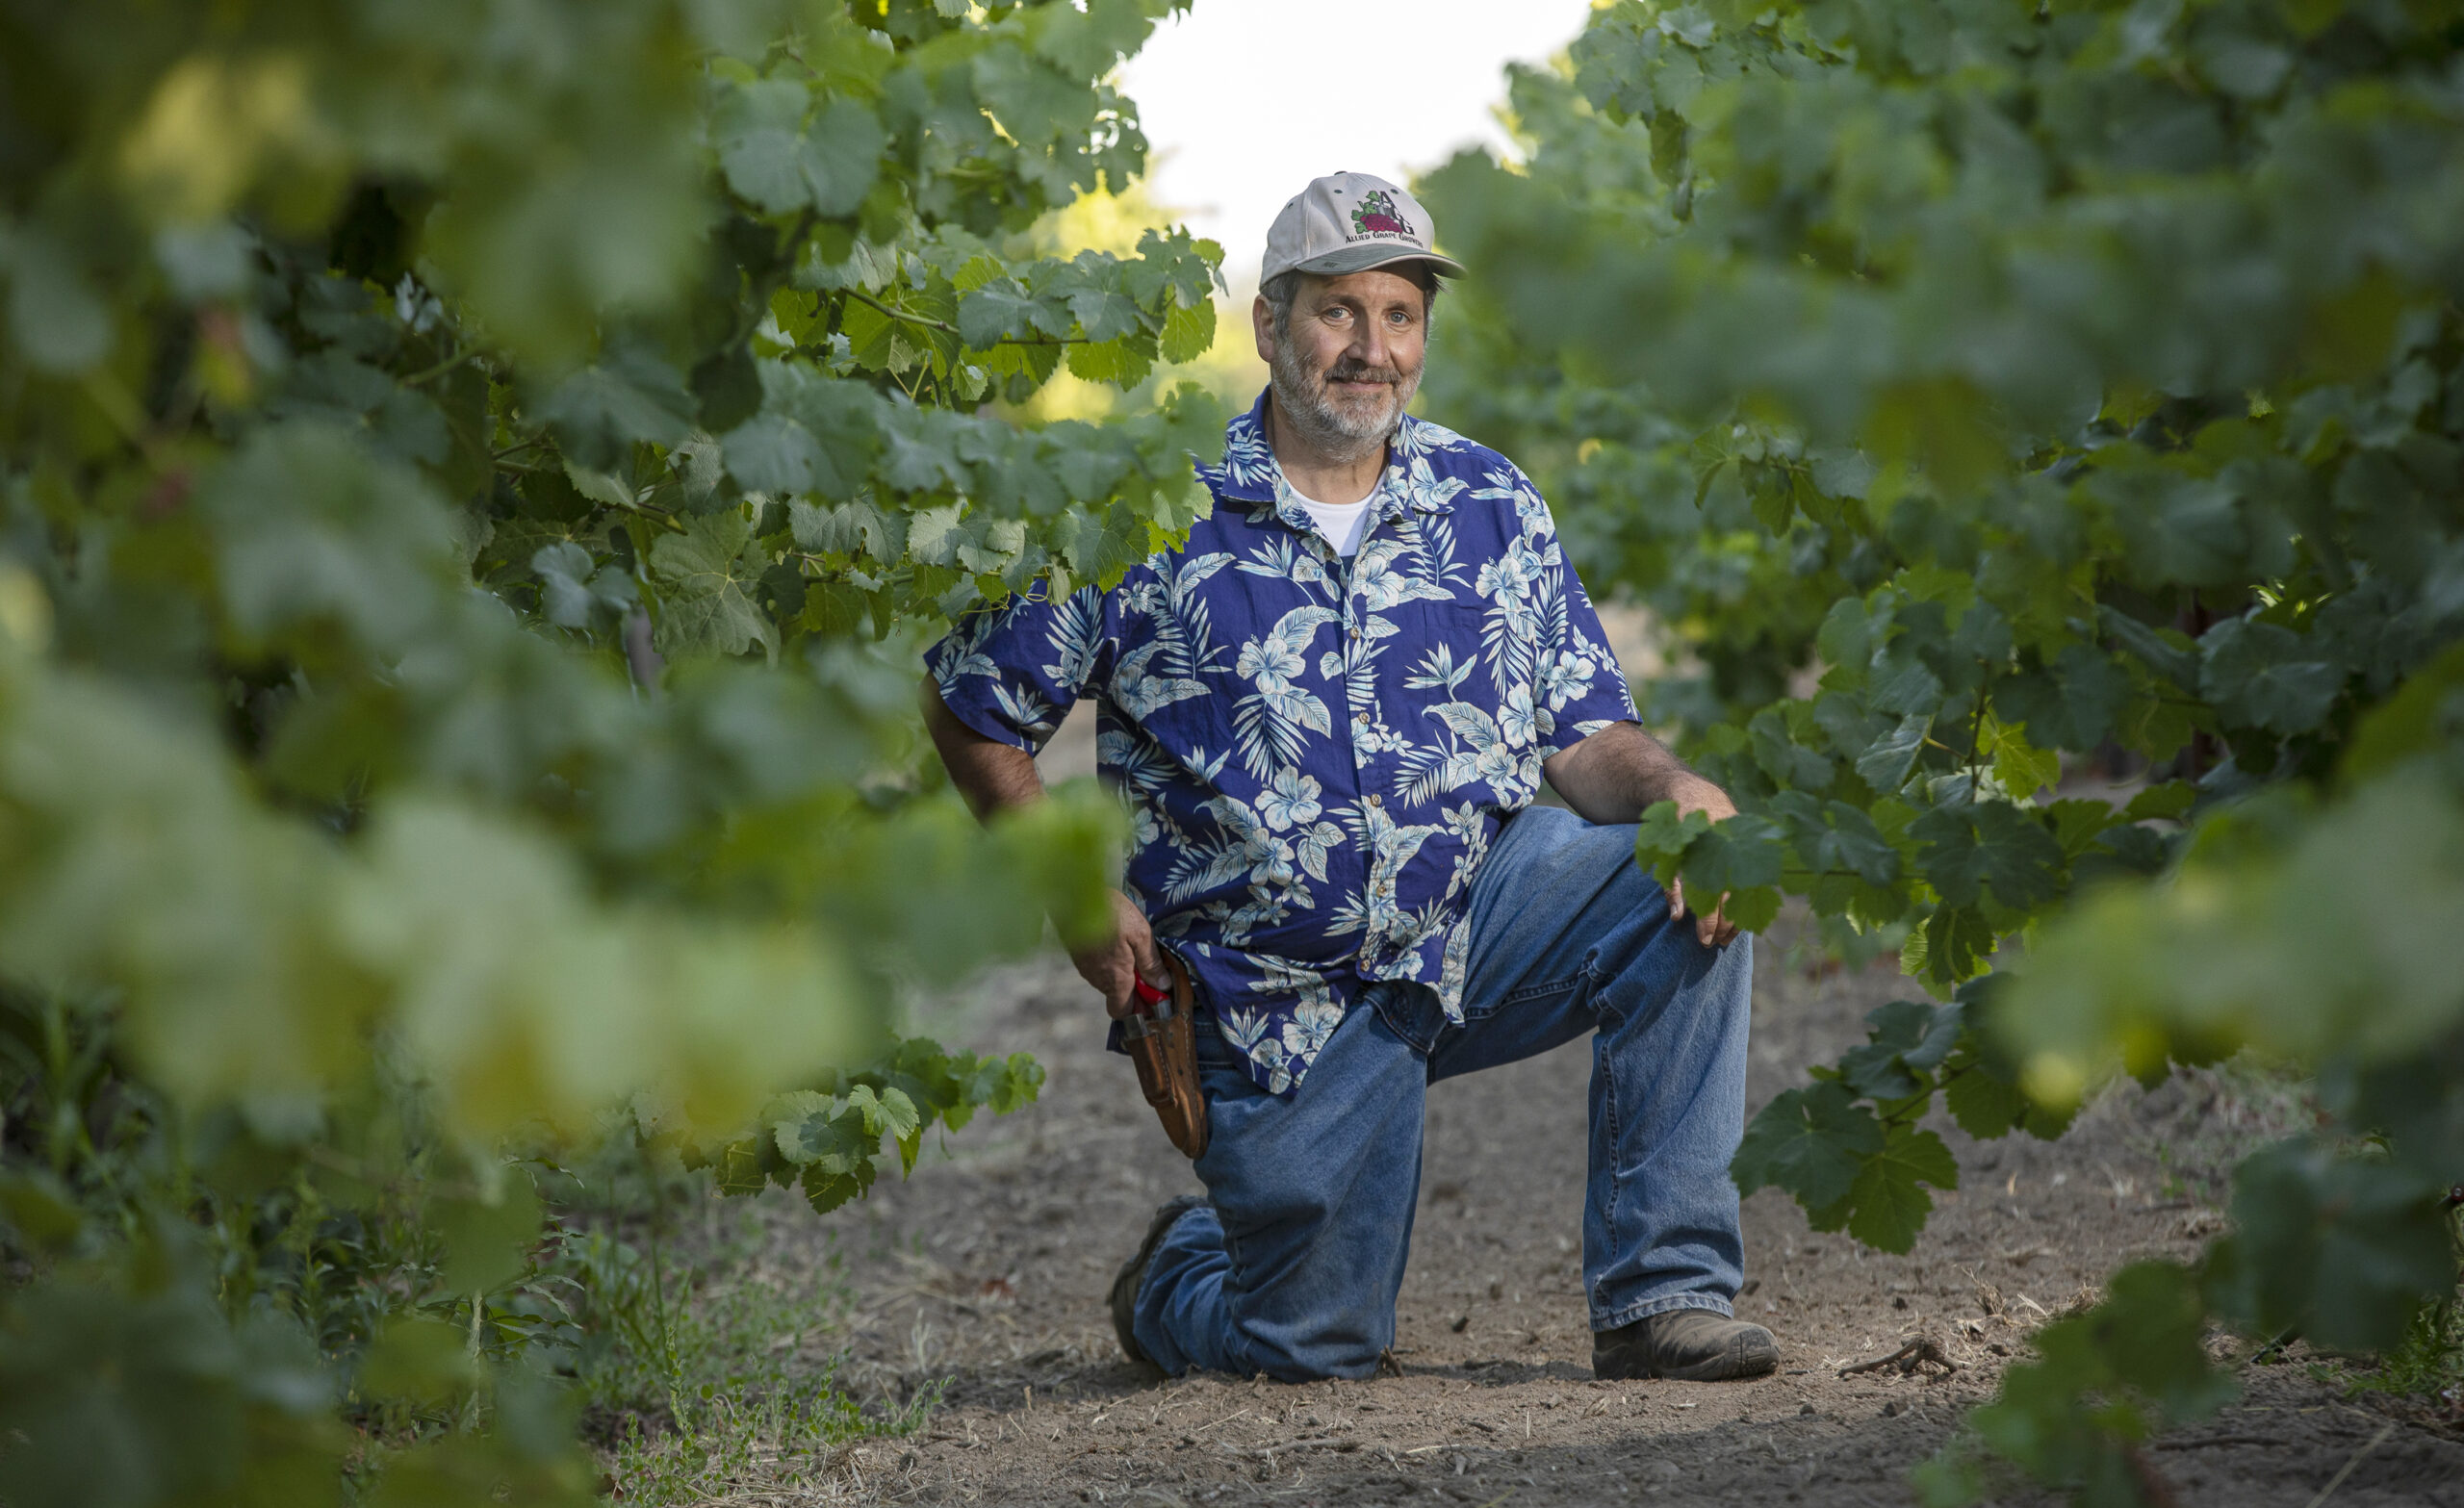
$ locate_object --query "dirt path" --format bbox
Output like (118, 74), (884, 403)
(743, 917), (2464, 1506)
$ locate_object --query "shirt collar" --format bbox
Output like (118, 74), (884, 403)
(1196, 387), (1456, 519)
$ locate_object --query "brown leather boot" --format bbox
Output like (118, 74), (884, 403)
(1110, 1194), (1208, 1367)
(1593, 1308), (1779, 1381)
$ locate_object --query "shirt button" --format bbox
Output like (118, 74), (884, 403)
(1368, 793), (1383, 807)
(1354, 711), (1370, 725)
(1348, 627), (1362, 641)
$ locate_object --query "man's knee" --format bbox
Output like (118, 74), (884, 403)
(1233, 1315), (1388, 1381)
(1591, 914), (1752, 1031)
(1210, 1214), (1396, 1381)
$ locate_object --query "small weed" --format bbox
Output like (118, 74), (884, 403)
(558, 1174), (937, 1505)
(607, 1363), (939, 1504)
(2346, 1295), (2464, 1403)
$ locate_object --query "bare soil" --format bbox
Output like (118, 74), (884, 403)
(737, 916), (2464, 1506)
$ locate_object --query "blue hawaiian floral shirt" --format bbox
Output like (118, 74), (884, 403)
(926, 391), (1636, 1094)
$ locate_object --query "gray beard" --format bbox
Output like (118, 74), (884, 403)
(1267, 340), (1422, 468)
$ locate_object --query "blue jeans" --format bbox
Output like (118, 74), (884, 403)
(1131, 805), (1755, 1381)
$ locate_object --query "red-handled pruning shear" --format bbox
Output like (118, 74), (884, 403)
(1122, 974), (1173, 1037)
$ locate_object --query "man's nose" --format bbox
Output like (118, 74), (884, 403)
(1345, 316), (1388, 369)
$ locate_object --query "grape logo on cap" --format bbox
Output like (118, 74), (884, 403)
(1348, 189), (1414, 242)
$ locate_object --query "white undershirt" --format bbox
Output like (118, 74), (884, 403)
(1285, 482), (1374, 558)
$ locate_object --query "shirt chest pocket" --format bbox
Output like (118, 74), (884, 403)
(1388, 595), (1517, 702)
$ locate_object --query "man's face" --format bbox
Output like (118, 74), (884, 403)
(1253, 268), (1429, 451)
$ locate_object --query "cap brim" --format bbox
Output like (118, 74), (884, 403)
(1290, 243), (1466, 280)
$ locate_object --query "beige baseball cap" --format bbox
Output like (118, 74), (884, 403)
(1260, 171), (1466, 286)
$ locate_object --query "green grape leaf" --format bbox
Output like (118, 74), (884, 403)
(1911, 802), (2065, 911)
(1066, 335), (1154, 389)
(713, 78), (820, 214)
(1835, 999), (1958, 1100)
(1716, 884), (1784, 933)
(983, 1052), (1045, 1114)
(1065, 284), (1142, 344)
(1732, 1081), (1884, 1211)
(2043, 797), (2128, 859)
(1902, 1003), (1965, 1072)
(538, 347), (696, 471)
(1868, 643), (1946, 717)
(1749, 708), (1835, 790)
(791, 498), (906, 561)
(1634, 799), (1715, 882)
(958, 280), (1056, 347)
(1159, 298), (1216, 364)
(1056, 502), (1153, 588)
(2100, 606), (2200, 694)
(1986, 719), (2060, 798)
(724, 411), (830, 495)
(766, 1089), (842, 1163)
(650, 510), (778, 659)
(2199, 618), (2345, 735)
(1911, 903), (1998, 985)
(1678, 812), (1785, 896)
(1780, 795), (1903, 886)
(1942, 1049), (2025, 1139)
(2000, 644), (2135, 751)
(1854, 713), (1930, 791)
(841, 1082), (886, 1137)
(875, 1086), (922, 1144)
(800, 1157), (876, 1216)
(531, 542), (636, 627)
(1843, 1123), (1958, 1254)
(1816, 597), (1889, 679)
(801, 99), (886, 218)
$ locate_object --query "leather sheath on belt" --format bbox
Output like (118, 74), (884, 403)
(1121, 952), (1208, 1158)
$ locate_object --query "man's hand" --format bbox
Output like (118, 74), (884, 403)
(1661, 780), (1740, 950)
(1541, 722), (1746, 949)
(1072, 888), (1168, 1019)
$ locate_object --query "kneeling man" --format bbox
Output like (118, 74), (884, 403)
(924, 173), (1776, 1384)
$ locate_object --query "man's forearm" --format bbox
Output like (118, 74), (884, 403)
(922, 681), (1164, 999)
(922, 681), (1045, 824)
(1542, 721), (1733, 826)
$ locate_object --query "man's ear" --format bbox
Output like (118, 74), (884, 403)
(1252, 293), (1275, 364)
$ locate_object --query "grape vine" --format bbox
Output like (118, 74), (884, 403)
(0, 1), (1216, 1499)
(1422, 0), (2464, 1497)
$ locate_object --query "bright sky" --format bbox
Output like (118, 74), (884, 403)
(1118, 0), (1600, 294)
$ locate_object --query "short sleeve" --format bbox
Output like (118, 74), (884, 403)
(1530, 504), (1638, 757)
(924, 583), (1116, 753)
